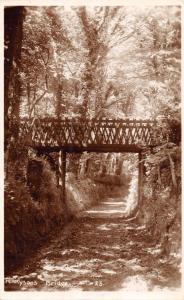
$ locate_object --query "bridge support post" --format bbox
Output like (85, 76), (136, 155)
(138, 152), (143, 206)
(59, 150), (68, 221)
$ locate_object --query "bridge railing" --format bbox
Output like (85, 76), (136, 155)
(19, 118), (168, 150)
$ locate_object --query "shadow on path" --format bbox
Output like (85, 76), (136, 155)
(5, 194), (181, 291)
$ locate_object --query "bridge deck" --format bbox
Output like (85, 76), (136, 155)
(34, 144), (144, 154)
(20, 118), (159, 153)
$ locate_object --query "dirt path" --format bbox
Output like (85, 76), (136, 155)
(5, 195), (181, 291)
(83, 193), (128, 218)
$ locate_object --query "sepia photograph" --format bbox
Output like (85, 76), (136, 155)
(2, 1), (182, 296)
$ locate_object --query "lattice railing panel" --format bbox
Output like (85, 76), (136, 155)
(19, 118), (162, 150)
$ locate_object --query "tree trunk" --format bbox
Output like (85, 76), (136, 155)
(157, 164), (162, 185)
(4, 6), (25, 148)
(168, 153), (177, 188)
(56, 83), (63, 118)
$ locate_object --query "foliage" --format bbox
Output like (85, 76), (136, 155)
(4, 5), (181, 267)
(14, 6), (180, 124)
(140, 137), (181, 257)
(4, 151), (65, 273)
(20, 7), (74, 118)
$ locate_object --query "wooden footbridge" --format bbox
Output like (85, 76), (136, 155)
(20, 117), (164, 211)
(20, 118), (160, 153)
